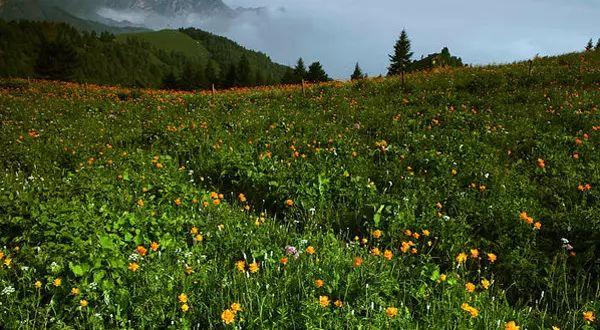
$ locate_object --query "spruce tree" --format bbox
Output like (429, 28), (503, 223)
(293, 58), (307, 83)
(237, 54), (253, 86)
(387, 29), (413, 76)
(351, 63), (365, 80)
(585, 39), (594, 51)
(307, 61), (329, 82)
(596, 38), (600, 51)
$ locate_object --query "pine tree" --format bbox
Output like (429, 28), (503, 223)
(204, 62), (218, 89)
(293, 58), (307, 83)
(585, 39), (594, 51)
(351, 62), (365, 80)
(307, 61), (329, 82)
(223, 64), (238, 88)
(387, 29), (413, 76)
(596, 38), (600, 51)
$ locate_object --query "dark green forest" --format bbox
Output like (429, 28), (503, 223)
(0, 20), (293, 90)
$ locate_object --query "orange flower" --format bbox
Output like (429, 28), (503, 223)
(383, 249), (393, 261)
(221, 309), (235, 324)
(583, 311), (596, 323)
(174, 198), (182, 206)
(487, 253), (497, 263)
(536, 158), (545, 169)
(470, 249), (479, 259)
(461, 303), (479, 318)
(319, 295), (330, 307)
(533, 222), (542, 230)
(150, 242), (159, 251)
(372, 229), (382, 239)
(371, 247), (381, 256)
(136, 245), (148, 256)
(213, 199), (221, 205)
(353, 257), (363, 267)
(505, 321), (520, 330)
(128, 262), (140, 272)
(178, 293), (188, 303)
(285, 199), (294, 207)
(315, 279), (324, 288)
(465, 282), (476, 293)
(238, 193), (247, 202)
(404, 229), (412, 236)
(231, 302), (242, 313)
(401, 241), (411, 253)
(248, 261), (260, 273)
(386, 307), (398, 318)
(306, 246), (316, 255)
(334, 300), (343, 308)
(137, 199), (145, 207)
(235, 260), (246, 272)
(280, 257), (288, 265)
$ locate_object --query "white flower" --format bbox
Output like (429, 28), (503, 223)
(1, 286), (15, 295)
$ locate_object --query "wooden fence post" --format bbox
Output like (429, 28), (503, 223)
(301, 79), (306, 96)
(212, 83), (216, 95)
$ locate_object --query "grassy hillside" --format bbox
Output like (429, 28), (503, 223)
(0, 51), (599, 328)
(116, 30), (211, 63)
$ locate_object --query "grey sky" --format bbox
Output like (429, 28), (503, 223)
(208, 0), (600, 78)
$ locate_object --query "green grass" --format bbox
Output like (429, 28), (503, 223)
(0, 50), (599, 329)
(116, 29), (211, 62)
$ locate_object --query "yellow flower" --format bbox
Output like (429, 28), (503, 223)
(221, 309), (235, 324)
(583, 311), (596, 323)
(422, 229), (430, 236)
(505, 321), (520, 330)
(534, 222), (542, 230)
(53, 278), (62, 287)
(235, 260), (246, 272)
(371, 247), (381, 256)
(194, 234), (203, 242)
(386, 307), (398, 318)
(465, 282), (476, 293)
(248, 261), (260, 273)
(0, 251), (4, 259)
(481, 279), (491, 290)
(128, 262), (140, 272)
(3, 258), (12, 267)
(137, 199), (145, 207)
(190, 227), (199, 235)
(383, 249), (393, 261)
(178, 293), (188, 303)
(487, 253), (497, 263)
(181, 303), (189, 312)
(552, 326), (560, 330)
(306, 246), (316, 255)
(319, 295), (330, 307)
(372, 229), (382, 239)
(456, 252), (468, 264)
(34, 280), (42, 289)
(185, 266), (194, 275)
(439, 274), (447, 282)
(461, 303), (479, 318)
(404, 229), (412, 236)
(315, 279), (324, 288)
(230, 302), (242, 313)
(79, 299), (89, 307)
(334, 300), (343, 308)
(71, 287), (80, 295)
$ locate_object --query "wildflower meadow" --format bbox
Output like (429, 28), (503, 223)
(0, 51), (599, 329)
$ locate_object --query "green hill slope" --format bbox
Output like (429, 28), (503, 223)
(116, 30), (211, 63)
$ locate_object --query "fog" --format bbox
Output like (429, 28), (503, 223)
(99, 0), (600, 78)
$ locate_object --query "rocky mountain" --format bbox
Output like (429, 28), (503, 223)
(0, 0), (238, 31)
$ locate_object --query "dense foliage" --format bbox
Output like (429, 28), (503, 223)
(0, 20), (290, 89)
(0, 50), (600, 328)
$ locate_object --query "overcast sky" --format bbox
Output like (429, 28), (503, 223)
(206, 0), (600, 78)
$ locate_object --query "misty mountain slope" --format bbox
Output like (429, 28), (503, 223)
(0, 0), (147, 33)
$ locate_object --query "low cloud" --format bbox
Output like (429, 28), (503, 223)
(99, 0), (600, 78)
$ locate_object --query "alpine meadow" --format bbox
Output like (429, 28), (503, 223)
(1, 1), (600, 329)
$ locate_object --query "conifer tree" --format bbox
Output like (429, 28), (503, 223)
(387, 29), (413, 77)
(307, 61), (329, 82)
(596, 38), (600, 51)
(293, 58), (307, 83)
(351, 62), (365, 80)
(237, 54), (253, 86)
(585, 39), (594, 51)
